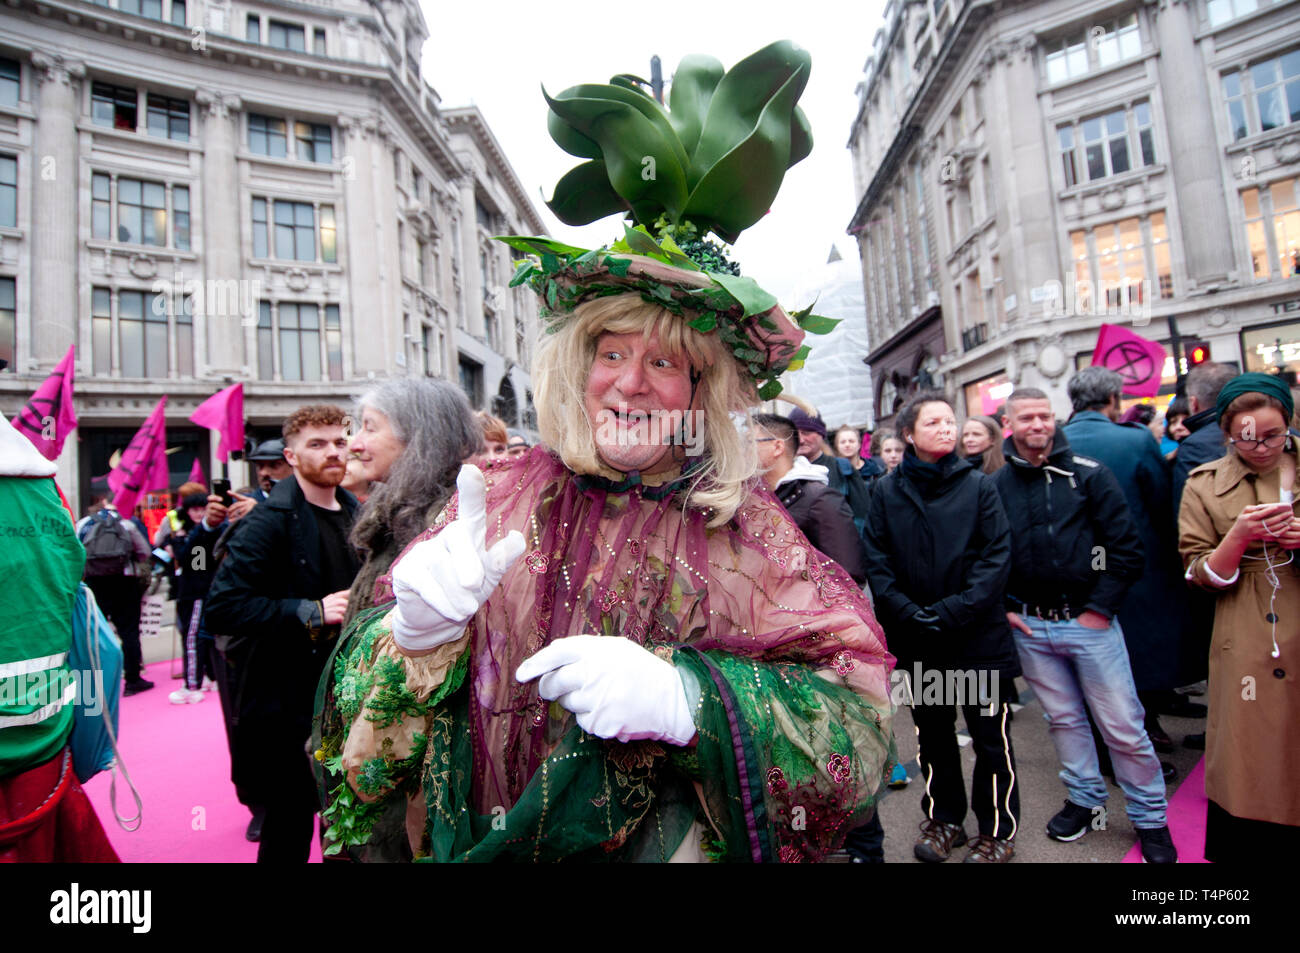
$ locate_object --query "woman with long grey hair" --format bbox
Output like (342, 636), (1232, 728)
(344, 377), (481, 629)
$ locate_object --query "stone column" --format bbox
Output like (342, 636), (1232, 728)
(338, 112), (391, 374)
(29, 51), (84, 366)
(995, 36), (1061, 325)
(1150, 1), (1233, 287)
(457, 174), (483, 338)
(194, 89), (244, 374)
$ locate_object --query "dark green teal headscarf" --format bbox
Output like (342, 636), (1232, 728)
(1216, 372), (1295, 426)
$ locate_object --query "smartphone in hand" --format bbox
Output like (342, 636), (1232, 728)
(212, 477), (233, 507)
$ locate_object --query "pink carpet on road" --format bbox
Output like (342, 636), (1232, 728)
(83, 659), (322, 863)
(1121, 756), (1208, 864)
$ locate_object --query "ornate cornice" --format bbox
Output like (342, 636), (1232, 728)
(195, 88), (242, 119)
(30, 51), (85, 87)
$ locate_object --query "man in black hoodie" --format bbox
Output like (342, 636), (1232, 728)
(992, 388), (1176, 863)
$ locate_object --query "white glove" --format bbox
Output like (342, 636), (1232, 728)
(390, 465), (526, 652)
(515, 635), (696, 745)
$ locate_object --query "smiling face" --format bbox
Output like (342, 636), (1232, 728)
(349, 407), (406, 483)
(1004, 397), (1056, 457)
(583, 330), (694, 474)
(962, 419), (992, 456)
(1168, 414), (1190, 442)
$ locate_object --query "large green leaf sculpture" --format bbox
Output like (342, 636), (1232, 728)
(544, 41), (813, 245)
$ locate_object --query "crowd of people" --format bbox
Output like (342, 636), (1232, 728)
(6, 345), (1296, 864)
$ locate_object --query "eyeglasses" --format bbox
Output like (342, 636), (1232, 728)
(1229, 433), (1289, 451)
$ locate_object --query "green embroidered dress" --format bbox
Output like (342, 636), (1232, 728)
(315, 449), (895, 862)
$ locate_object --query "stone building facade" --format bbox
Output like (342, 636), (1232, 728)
(0, 0), (543, 510)
(849, 0), (1300, 426)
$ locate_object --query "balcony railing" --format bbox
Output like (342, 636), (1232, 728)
(961, 322), (988, 352)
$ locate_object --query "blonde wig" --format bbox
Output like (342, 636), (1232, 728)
(533, 294), (761, 526)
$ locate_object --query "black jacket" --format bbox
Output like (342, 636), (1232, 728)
(172, 519), (223, 602)
(775, 476), (868, 585)
(204, 475), (359, 797)
(863, 450), (1018, 674)
(1171, 407), (1227, 515)
(991, 431), (1143, 619)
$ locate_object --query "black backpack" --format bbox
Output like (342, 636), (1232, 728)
(80, 509), (135, 577)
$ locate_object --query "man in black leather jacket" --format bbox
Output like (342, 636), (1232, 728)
(991, 388), (1176, 863)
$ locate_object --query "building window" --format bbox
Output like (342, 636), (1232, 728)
(0, 58), (19, 108)
(146, 93), (189, 141)
(118, 0), (163, 20)
(170, 0), (185, 26)
(278, 302), (320, 381)
(256, 301), (273, 379)
(0, 154), (15, 228)
(1070, 212), (1175, 308)
(1057, 102), (1156, 186)
(246, 14), (260, 43)
(248, 114), (288, 157)
(248, 114), (332, 164)
(268, 20), (306, 52)
(92, 287), (110, 374)
(1223, 50), (1300, 141)
(0, 277), (14, 372)
(92, 82), (138, 131)
(91, 174), (189, 249)
(294, 122), (332, 163)
(117, 289), (169, 378)
(1208, 0), (1276, 29)
(252, 197), (336, 262)
(1045, 13), (1140, 85)
(1241, 177), (1300, 279)
(256, 300), (340, 381)
(459, 357), (483, 407)
(325, 305), (342, 380)
(176, 293), (193, 377)
(313, 28), (327, 56)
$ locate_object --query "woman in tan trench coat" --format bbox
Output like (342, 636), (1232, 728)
(1179, 372), (1300, 861)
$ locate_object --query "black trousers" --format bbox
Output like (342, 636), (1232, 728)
(86, 575), (144, 683)
(252, 731), (318, 864)
(910, 677), (1020, 839)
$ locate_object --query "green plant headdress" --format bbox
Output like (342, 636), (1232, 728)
(500, 40), (838, 400)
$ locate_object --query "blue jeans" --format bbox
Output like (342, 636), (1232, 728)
(1013, 615), (1167, 829)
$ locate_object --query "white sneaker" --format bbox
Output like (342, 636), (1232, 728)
(169, 688), (204, 705)
(201, 677), (218, 692)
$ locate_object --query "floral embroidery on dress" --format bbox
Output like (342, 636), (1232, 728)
(600, 588), (619, 613)
(778, 845), (804, 863)
(826, 753), (851, 785)
(832, 650), (856, 676)
(526, 551), (550, 574)
(766, 765), (788, 795)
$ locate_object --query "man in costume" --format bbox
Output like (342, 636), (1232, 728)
(315, 41), (896, 862)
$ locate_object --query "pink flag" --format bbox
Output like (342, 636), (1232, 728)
(189, 383), (244, 462)
(1090, 324), (1168, 398)
(10, 345), (78, 460)
(109, 396), (169, 514)
(188, 457), (205, 486)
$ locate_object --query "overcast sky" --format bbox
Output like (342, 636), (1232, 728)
(419, 0), (888, 305)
